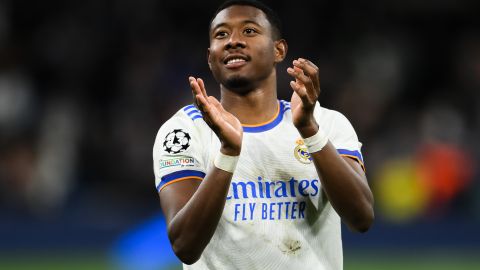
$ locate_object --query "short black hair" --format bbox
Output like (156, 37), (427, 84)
(210, 0), (283, 40)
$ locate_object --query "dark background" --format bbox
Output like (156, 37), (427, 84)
(1, 0), (479, 268)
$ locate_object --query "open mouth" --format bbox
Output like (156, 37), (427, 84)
(223, 55), (249, 68)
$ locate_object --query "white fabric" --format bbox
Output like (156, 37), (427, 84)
(214, 152), (239, 173)
(303, 127), (329, 153)
(153, 100), (364, 270)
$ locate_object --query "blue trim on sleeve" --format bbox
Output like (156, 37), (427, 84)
(243, 100), (290, 133)
(157, 170), (206, 191)
(187, 109), (200, 116)
(183, 104), (196, 111)
(337, 149), (364, 163)
(183, 105), (203, 121)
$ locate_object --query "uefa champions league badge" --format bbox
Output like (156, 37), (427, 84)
(294, 138), (312, 164)
(163, 129), (191, 154)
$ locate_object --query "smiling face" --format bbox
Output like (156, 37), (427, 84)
(208, 5), (286, 93)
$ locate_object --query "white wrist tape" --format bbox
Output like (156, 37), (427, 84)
(214, 152), (239, 173)
(303, 128), (329, 153)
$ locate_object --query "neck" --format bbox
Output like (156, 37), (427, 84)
(220, 70), (278, 126)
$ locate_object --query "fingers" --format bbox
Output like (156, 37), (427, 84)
(294, 58), (319, 76)
(208, 96), (225, 113)
(189, 76), (210, 111)
(194, 93), (217, 127)
(287, 66), (316, 102)
(188, 76), (223, 127)
(290, 81), (310, 105)
(287, 58), (320, 97)
(189, 76), (202, 96)
(206, 96), (224, 125)
(189, 77), (209, 99)
(287, 66), (313, 88)
(194, 92), (209, 113)
(293, 58), (320, 92)
(197, 78), (208, 99)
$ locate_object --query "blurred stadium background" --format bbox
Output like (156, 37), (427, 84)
(1, 0), (479, 269)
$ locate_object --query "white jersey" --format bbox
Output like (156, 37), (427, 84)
(153, 100), (364, 270)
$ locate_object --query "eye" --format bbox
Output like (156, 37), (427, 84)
(244, 28), (257, 35)
(215, 31), (228, 39)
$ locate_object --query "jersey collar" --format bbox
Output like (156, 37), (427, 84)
(242, 100), (290, 133)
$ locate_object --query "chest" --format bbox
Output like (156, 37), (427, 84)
(237, 124), (318, 180)
(209, 124), (324, 224)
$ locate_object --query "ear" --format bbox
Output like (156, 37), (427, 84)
(207, 48), (212, 70)
(274, 39), (288, 63)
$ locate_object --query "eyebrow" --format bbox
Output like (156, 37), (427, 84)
(211, 20), (262, 32)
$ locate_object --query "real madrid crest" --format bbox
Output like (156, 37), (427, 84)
(294, 138), (312, 164)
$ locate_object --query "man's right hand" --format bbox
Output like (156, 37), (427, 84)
(189, 77), (243, 156)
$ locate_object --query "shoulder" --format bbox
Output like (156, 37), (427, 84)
(157, 105), (206, 135)
(153, 105), (207, 155)
(314, 102), (353, 129)
(314, 102), (361, 146)
(164, 104), (205, 126)
(152, 105), (210, 191)
(178, 104), (204, 122)
(314, 103), (365, 169)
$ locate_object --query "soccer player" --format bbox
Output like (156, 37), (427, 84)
(153, 0), (374, 269)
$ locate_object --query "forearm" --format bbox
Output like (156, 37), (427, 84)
(160, 76), (243, 264)
(167, 166), (232, 263)
(288, 57), (373, 232)
(310, 142), (374, 232)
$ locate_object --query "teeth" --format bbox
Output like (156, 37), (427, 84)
(227, 58), (245, 64)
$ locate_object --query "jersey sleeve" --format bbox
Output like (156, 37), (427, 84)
(314, 103), (365, 171)
(153, 108), (207, 192)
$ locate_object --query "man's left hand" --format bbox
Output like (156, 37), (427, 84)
(287, 58), (321, 138)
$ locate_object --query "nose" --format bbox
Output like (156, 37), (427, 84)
(225, 31), (246, 50)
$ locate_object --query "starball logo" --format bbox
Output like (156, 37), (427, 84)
(226, 176), (320, 222)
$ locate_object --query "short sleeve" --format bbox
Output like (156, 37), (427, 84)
(153, 108), (207, 192)
(315, 104), (365, 171)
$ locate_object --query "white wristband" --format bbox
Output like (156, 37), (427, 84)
(214, 152), (239, 173)
(303, 128), (329, 153)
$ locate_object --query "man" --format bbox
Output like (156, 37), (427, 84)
(153, 0), (374, 269)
